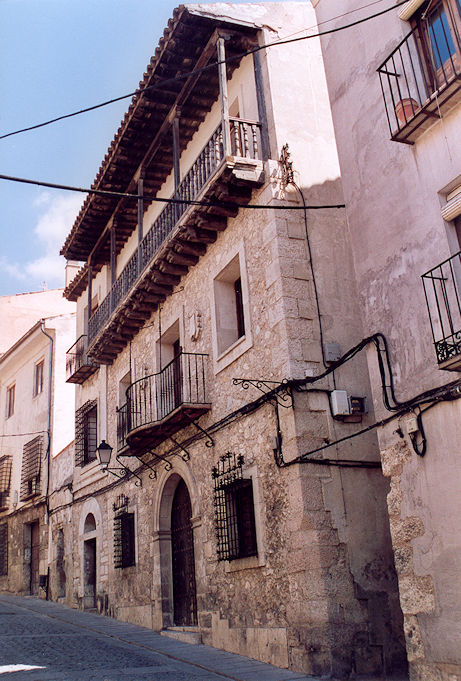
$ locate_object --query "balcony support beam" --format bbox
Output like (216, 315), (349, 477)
(253, 50), (271, 161)
(217, 36), (231, 157)
(87, 261), (93, 330)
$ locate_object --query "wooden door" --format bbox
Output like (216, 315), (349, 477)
(83, 538), (96, 609)
(171, 480), (197, 626)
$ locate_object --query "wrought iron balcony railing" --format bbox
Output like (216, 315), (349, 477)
(422, 251), (461, 370)
(65, 335), (99, 383)
(378, 18), (461, 144)
(89, 118), (261, 347)
(117, 352), (210, 453)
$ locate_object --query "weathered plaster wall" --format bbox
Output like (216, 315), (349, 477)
(314, 1), (461, 678)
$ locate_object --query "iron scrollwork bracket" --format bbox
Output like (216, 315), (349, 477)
(111, 455), (143, 487)
(232, 377), (293, 408)
(184, 415), (214, 447)
(147, 449), (173, 472)
(129, 454), (157, 480)
(169, 436), (190, 461)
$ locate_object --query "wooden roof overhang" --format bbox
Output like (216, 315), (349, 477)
(61, 5), (260, 299)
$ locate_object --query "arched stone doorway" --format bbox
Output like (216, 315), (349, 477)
(171, 479), (197, 626)
(155, 472), (199, 629)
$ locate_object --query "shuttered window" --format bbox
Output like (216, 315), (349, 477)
(75, 400), (98, 467)
(20, 437), (42, 501)
(0, 457), (12, 509)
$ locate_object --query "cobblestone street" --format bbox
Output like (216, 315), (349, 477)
(0, 595), (313, 681)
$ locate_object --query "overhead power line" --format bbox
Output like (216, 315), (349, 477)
(0, 173), (346, 211)
(0, 0), (409, 141)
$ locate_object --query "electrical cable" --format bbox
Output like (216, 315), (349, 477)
(291, 181), (331, 374)
(0, 0), (409, 142)
(0, 172), (345, 212)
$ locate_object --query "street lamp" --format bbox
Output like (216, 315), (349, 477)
(96, 440), (113, 468)
(96, 440), (142, 486)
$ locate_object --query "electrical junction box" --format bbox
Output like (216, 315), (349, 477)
(406, 416), (419, 434)
(324, 342), (341, 363)
(331, 390), (367, 419)
(331, 390), (350, 417)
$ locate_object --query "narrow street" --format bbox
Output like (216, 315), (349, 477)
(0, 595), (312, 681)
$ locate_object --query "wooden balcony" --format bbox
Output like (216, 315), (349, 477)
(66, 335), (99, 384)
(117, 352), (210, 455)
(87, 118), (264, 363)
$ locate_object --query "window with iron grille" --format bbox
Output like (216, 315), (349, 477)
(33, 360), (44, 396)
(113, 511), (135, 568)
(0, 456), (12, 510)
(212, 453), (257, 562)
(20, 436), (42, 501)
(0, 523), (7, 576)
(75, 400), (98, 467)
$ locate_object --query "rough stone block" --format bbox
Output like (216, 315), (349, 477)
(398, 575), (436, 614)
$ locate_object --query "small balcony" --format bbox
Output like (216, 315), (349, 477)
(422, 251), (461, 370)
(66, 335), (99, 383)
(117, 352), (210, 455)
(378, 21), (461, 144)
(88, 117), (264, 363)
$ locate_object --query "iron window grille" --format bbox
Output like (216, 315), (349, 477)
(20, 436), (43, 501)
(113, 510), (135, 569)
(0, 523), (7, 576)
(212, 452), (258, 562)
(0, 456), (12, 510)
(33, 360), (44, 396)
(75, 400), (98, 467)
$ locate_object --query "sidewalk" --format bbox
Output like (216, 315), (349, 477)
(0, 593), (314, 681)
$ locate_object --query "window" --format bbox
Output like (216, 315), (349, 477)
(113, 511), (135, 568)
(416, 0), (461, 84)
(212, 453), (258, 562)
(0, 524), (7, 576)
(213, 254), (248, 356)
(20, 436), (42, 501)
(6, 384), (15, 419)
(0, 457), (12, 510)
(33, 360), (44, 397)
(75, 400), (98, 467)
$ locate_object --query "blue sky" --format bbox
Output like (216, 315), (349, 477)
(1, 0), (302, 296)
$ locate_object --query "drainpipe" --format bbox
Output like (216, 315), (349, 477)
(40, 320), (54, 527)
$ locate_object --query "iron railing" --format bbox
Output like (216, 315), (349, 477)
(422, 251), (461, 366)
(89, 118), (261, 345)
(117, 352), (209, 450)
(65, 335), (99, 382)
(378, 10), (461, 141)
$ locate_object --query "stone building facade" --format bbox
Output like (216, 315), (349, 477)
(0, 297), (75, 599)
(58, 3), (408, 677)
(312, 0), (461, 679)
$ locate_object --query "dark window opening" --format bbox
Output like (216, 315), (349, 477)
(234, 278), (245, 340)
(113, 512), (135, 568)
(0, 524), (8, 576)
(212, 453), (258, 562)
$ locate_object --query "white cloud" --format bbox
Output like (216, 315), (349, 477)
(7, 192), (83, 290)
